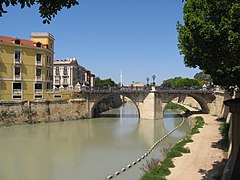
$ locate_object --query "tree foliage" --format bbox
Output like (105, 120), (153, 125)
(95, 77), (118, 88)
(0, 0), (79, 24)
(194, 71), (212, 82)
(160, 77), (202, 89)
(177, 0), (240, 88)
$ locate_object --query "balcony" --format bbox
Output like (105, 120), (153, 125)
(35, 89), (43, 93)
(14, 74), (22, 80)
(55, 80), (60, 85)
(12, 89), (22, 94)
(47, 62), (52, 67)
(35, 60), (42, 66)
(14, 59), (22, 64)
(47, 76), (53, 81)
(36, 75), (42, 81)
(62, 81), (68, 85)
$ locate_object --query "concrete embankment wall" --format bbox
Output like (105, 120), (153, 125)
(0, 100), (89, 127)
(0, 95), (123, 127)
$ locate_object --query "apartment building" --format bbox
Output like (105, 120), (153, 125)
(53, 59), (95, 89)
(0, 32), (54, 100)
(53, 58), (81, 89)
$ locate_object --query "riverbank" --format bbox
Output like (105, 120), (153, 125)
(166, 108), (227, 179)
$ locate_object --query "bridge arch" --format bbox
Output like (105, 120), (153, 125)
(90, 94), (140, 118)
(162, 94), (210, 113)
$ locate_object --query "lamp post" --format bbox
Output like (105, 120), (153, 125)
(152, 75), (156, 86)
(146, 77), (150, 86)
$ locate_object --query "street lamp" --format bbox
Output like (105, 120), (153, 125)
(146, 77), (150, 86)
(152, 75), (156, 86)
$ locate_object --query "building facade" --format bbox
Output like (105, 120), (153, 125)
(53, 58), (95, 89)
(53, 58), (81, 89)
(0, 32), (54, 101)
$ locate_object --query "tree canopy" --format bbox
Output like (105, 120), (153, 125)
(194, 71), (212, 83)
(177, 0), (240, 88)
(160, 77), (202, 89)
(0, 0), (79, 24)
(95, 77), (118, 88)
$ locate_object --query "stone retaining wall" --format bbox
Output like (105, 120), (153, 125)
(0, 100), (89, 127)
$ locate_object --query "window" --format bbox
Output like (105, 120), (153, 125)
(13, 82), (22, 90)
(14, 66), (21, 79)
(63, 77), (68, 85)
(14, 50), (21, 63)
(55, 67), (59, 75)
(34, 94), (43, 99)
(46, 55), (52, 65)
(53, 94), (62, 99)
(36, 42), (42, 48)
(14, 39), (20, 45)
(46, 69), (52, 79)
(13, 82), (22, 96)
(14, 66), (21, 76)
(47, 83), (51, 90)
(13, 95), (22, 99)
(36, 53), (42, 64)
(63, 66), (68, 75)
(35, 83), (42, 90)
(50, 41), (53, 49)
(36, 68), (42, 80)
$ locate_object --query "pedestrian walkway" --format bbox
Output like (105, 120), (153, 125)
(167, 112), (227, 179)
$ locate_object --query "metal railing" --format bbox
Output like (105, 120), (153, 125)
(44, 86), (218, 94)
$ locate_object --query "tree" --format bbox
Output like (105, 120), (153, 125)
(95, 77), (117, 88)
(0, 0), (79, 24)
(177, 0), (240, 88)
(160, 77), (181, 89)
(194, 71), (212, 82)
(160, 77), (201, 89)
(173, 78), (201, 89)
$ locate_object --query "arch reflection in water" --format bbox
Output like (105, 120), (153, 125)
(0, 101), (191, 180)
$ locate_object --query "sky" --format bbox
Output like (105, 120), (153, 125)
(0, 0), (200, 85)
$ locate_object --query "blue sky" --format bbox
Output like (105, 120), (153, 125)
(0, 0), (200, 85)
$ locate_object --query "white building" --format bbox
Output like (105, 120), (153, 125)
(53, 58), (95, 89)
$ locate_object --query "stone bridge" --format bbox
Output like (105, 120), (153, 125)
(72, 87), (230, 120)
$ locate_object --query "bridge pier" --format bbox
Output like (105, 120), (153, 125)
(137, 88), (163, 120)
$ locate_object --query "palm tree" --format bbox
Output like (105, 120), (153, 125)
(152, 75), (156, 85)
(146, 77), (150, 86)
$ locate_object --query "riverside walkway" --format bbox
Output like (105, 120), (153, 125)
(167, 105), (227, 179)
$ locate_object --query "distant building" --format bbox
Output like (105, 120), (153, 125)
(133, 82), (145, 87)
(53, 58), (95, 89)
(0, 32), (54, 100)
(53, 58), (81, 89)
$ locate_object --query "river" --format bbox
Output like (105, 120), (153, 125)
(0, 101), (192, 180)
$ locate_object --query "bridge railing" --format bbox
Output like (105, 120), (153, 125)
(77, 87), (214, 94)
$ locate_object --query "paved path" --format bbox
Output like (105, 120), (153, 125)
(167, 107), (227, 179)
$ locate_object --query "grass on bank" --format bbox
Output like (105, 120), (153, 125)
(218, 117), (230, 151)
(165, 102), (188, 113)
(141, 116), (205, 180)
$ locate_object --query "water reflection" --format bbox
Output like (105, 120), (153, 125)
(0, 101), (190, 180)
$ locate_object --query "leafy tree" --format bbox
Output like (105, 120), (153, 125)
(160, 77), (201, 89)
(0, 0), (79, 24)
(177, 0), (240, 88)
(160, 77), (182, 89)
(173, 78), (201, 88)
(194, 71), (212, 82)
(95, 77), (117, 88)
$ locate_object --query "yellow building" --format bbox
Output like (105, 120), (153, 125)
(0, 32), (55, 101)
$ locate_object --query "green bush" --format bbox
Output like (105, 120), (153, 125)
(165, 102), (188, 112)
(219, 121), (230, 151)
